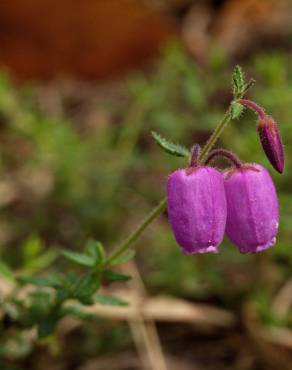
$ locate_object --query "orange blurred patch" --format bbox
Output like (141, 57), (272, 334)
(0, 0), (176, 80)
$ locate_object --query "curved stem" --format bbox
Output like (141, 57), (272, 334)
(105, 198), (167, 266)
(239, 99), (265, 119)
(204, 149), (242, 168)
(106, 102), (235, 263)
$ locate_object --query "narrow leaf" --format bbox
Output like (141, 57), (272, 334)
(23, 249), (58, 273)
(61, 250), (94, 267)
(103, 270), (131, 282)
(61, 304), (94, 320)
(232, 65), (245, 97)
(243, 78), (256, 94)
(18, 275), (63, 289)
(151, 131), (190, 158)
(85, 239), (105, 265)
(59, 272), (78, 290)
(95, 294), (128, 307)
(73, 272), (100, 304)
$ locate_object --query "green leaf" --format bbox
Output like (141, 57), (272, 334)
(60, 272), (78, 289)
(61, 250), (95, 267)
(95, 294), (128, 307)
(18, 275), (63, 289)
(28, 291), (52, 316)
(22, 249), (58, 273)
(37, 316), (58, 339)
(103, 270), (131, 282)
(108, 250), (136, 266)
(55, 272), (78, 300)
(231, 102), (244, 119)
(85, 239), (105, 265)
(61, 304), (94, 320)
(151, 131), (190, 157)
(243, 78), (256, 94)
(232, 65), (245, 98)
(22, 235), (43, 262)
(0, 259), (15, 281)
(73, 272), (100, 304)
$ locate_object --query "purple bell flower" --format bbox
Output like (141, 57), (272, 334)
(224, 163), (279, 253)
(257, 115), (284, 173)
(167, 167), (227, 254)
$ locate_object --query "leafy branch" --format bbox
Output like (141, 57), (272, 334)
(0, 65), (255, 342)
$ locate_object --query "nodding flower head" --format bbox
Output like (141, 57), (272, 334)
(224, 163), (279, 253)
(257, 115), (284, 173)
(239, 99), (284, 174)
(167, 166), (227, 254)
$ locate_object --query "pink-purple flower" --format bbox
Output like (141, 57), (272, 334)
(167, 161), (279, 254)
(167, 166), (227, 254)
(239, 99), (284, 174)
(163, 76), (284, 255)
(224, 164), (279, 253)
(257, 115), (284, 173)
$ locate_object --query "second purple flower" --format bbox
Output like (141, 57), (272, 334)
(224, 164), (279, 253)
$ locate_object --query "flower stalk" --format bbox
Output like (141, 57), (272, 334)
(239, 99), (265, 119)
(106, 102), (236, 263)
(105, 197), (167, 266)
(198, 106), (233, 163)
(106, 68), (278, 261)
(204, 149), (242, 168)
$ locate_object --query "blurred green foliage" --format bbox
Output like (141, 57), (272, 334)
(0, 43), (292, 364)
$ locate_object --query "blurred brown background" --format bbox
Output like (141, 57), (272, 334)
(0, 0), (291, 81)
(1, 1), (292, 370)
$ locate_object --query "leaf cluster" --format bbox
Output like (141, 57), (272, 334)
(0, 239), (134, 340)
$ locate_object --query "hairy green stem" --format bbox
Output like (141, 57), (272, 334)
(198, 106), (232, 162)
(106, 103), (234, 263)
(105, 198), (167, 265)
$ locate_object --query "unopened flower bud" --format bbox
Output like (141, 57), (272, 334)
(239, 99), (284, 174)
(224, 164), (279, 253)
(167, 167), (227, 254)
(257, 115), (284, 173)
